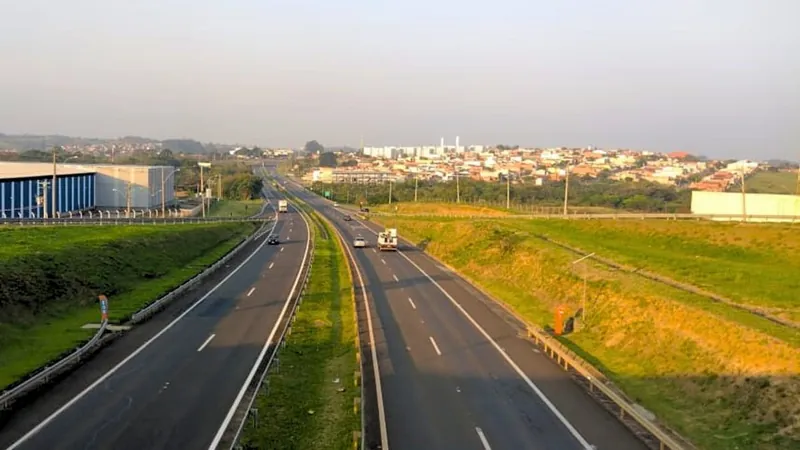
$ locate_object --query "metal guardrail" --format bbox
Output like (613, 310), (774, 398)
(0, 319), (108, 410)
(0, 200), (275, 411)
(0, 217), (270, 226)
(356, 211), (800, 223)
(225, 200), (316, 450)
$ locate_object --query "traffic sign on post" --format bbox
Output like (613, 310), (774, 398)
(98, 295), (109, 321)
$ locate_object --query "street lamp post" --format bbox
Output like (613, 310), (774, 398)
(161, 167), (181, 217)
(198, 162), (212, 218)
(506, 169), (511, 209)
(563, 164), (571, 216)
(572, 252), (596, 323)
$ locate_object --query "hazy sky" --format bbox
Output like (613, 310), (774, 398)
(0, 0), (797, 159)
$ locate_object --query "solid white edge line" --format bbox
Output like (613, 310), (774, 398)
(198, 334), (216, 352)
(353, 216), (594, 449)
(428, 336), (442, 356)
(327, 205), (390, 450)
(246, 287), (255, 297)
(7, 210), (280, 450)
(476, 427), (492, 450)
(408, 298), (416, 310)
(208, 193), (311, 450)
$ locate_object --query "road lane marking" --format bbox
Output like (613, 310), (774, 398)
(197, 334), (216, 352)
(476, 427), (491, 450)
(372, 248), (376, 253)
(408, 298), (416, 309)
(6, 214), (281, 450)
(280, 247), (284, 252)
(351, 213), (593, 449)
(247, 287), (256, 297)
(397, 246), (594, 449)
(381, 258), (386, 265)
(428, 336), (442, 356)
(269, 262), (274, 269)
(393, 274), (399, 282)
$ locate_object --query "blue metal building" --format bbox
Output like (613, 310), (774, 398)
(0, 164), (96, 218)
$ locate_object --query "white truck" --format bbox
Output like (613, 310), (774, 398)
(377, 228), (398, 251)
(278, 200), (288, 213)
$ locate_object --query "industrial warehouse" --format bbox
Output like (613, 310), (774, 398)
(0, 162), (179, 218)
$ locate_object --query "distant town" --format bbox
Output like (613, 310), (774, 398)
(0, 133), (797, 195)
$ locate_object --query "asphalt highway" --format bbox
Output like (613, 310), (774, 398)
(282, 177), (647, 450)
(1, 193), (310, 450)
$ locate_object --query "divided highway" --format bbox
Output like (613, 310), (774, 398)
(280, 175), (648, 450)
(0, 190), (310, 450)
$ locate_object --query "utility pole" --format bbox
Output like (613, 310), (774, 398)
(506, 169), (511, 209)
(388, 180), (393, 206)
(454, 162), (460, 204)
(563, 164), (571, 216)
(414, 174), (418, 202)
(217, 174), (223, 200)
(740, 163), (747, 222)
(52, 146), (57, 219)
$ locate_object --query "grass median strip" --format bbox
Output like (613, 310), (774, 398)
(242, 211), (359, 450)
(0, 222), (256, 391)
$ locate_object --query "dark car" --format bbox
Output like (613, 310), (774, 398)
(343, 215), (352, 221)
(360, 207), (370, 213)
(267, 235), (280, 245)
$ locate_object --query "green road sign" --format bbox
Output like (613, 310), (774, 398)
(324, 191), (331, 198)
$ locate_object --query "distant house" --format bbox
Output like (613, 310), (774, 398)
(668, 151), (691, 160)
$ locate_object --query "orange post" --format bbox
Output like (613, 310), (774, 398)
(554, 304), (567, 335)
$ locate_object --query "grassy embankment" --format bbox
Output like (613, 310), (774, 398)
(372, 204), (800, 450)
(0, 223), (256, 391)
(207, 199), (264, 217)
(242, 210), (359, 450)
(744, 171), (798, 195)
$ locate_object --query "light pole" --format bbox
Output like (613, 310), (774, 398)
(414, 173), (418, 202)
(112, 183), (132, 217)
(740, 164), (747, 222)
(198, 162), (212, 218)
(161, 167), (181, 217)
(506, 169), (511, 209)
(572, 252), (596, 323)
(454, 162), (460, 204)
(388, 180), (393, 206)
(38, 180), (50, 218)
(563, 164), (571, 216)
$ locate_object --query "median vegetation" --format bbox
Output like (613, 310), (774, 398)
(242, 210), (360, 450)
(371, 211), (800, 450)
(0, 223), (256, 391)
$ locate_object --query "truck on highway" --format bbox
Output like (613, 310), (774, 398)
(278, 200), (288, 213)
(377, 228), (398, 251)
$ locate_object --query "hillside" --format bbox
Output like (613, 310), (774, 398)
(371, 214), (800, 450)
(0, 133), (209, 153)
(0, 222), (256, 390)
(744, 171), (799, 195)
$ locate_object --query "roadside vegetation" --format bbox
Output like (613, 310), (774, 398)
(371, 213), (800, 450)
(242, 210), (359, 450)
(0, 222), (256, 391)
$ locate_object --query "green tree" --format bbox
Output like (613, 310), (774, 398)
(304, 140), (324, 154)
(319, 152), (337, 167)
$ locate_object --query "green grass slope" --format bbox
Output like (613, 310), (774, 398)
(0, 223), (255, 390)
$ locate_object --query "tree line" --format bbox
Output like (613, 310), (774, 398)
(310, 178), (691, 213)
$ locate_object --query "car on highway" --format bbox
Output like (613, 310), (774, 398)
(267, 235), (280, 245)
(353, 236), (366, 248)
(333, 202), (339, 207)
(343, 215), (352, 221)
